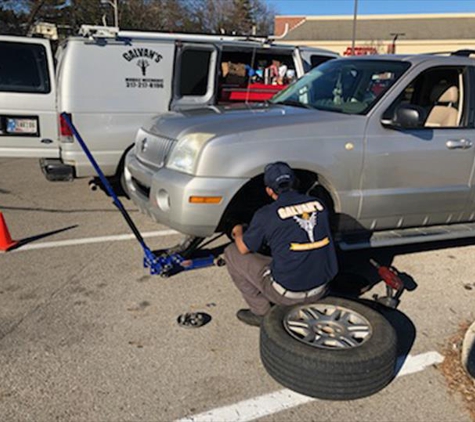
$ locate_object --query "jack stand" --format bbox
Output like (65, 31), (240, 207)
(370, 259), (405, 309)
(374, 283), (403, 309)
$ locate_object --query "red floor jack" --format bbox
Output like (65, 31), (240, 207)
(370, 259), (405, 309)
(60, 113), (224, 277)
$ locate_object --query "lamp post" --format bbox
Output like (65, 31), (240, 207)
(101, 0), (119, 28)
(351, 0), (358, 55)
(390, 32), (405, 54)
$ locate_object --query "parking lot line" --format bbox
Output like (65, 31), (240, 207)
(397, 351), (444, 376)
(177, 351), (444, 422)
(14, 230), (179, 251)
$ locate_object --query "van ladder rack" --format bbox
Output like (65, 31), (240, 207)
(78, 24), (275, 45)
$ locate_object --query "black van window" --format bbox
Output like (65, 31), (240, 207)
(310, 55), (334, 69)
(179, 49), (211, 96)
(0, 42), (51, 94)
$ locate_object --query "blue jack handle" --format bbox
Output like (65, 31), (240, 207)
(60, 113), (151, 254)
(61, 113), (218, 276)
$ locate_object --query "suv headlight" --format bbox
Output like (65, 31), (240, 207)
(166, 133), (214, 174)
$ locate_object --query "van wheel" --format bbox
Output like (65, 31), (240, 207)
(260, 296), (398, 400)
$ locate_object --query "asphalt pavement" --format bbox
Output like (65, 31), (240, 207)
(0, 158), (474, 422)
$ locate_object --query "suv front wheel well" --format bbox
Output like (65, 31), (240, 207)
(217, 170), (336, 234)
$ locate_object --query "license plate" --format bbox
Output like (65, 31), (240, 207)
(6, 117), (38, 135)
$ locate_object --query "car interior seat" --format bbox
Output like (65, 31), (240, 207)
(425, 83), (459, 127)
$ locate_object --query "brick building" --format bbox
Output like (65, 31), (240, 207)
(275, 13), (475, 56)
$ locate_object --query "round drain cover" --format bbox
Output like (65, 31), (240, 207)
(177, 312), (212, 328)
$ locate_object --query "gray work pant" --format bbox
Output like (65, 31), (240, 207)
(224, 243), (327, 316)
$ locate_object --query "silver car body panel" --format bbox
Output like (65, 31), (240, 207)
(361, 57), (475, 230)
(126, 153), (246, 237)
(128, 104), (366, 234)
(126, 53), (475, 242)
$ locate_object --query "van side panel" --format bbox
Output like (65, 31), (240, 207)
(59, 39), (175, 177)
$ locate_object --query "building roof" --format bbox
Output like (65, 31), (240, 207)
(278, 13), (475, 41)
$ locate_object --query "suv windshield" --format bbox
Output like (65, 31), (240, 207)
(271, 59), (411, 115)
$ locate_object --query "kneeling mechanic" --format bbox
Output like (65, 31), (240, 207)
(225, 161), (338, 326)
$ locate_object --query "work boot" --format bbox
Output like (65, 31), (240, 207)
(236, 309), (263, 327)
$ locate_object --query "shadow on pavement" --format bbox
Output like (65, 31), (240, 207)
(364, 299), (417, 373)
(1, 205), (137, 214)
(9, 224), (78, 250)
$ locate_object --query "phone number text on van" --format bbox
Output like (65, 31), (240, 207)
(125, 78), (164, 88)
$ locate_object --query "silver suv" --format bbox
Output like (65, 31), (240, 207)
(125, 52), (475, 249)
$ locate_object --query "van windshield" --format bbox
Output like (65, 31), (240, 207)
(270, 59), (411, 115)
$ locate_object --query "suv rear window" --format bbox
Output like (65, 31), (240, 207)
(0, 41), (51, 94)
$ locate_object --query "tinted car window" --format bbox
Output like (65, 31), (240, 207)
(0, 42), (50, 94)
(310, 55), (334, 69)
(179, 49), (211, 96)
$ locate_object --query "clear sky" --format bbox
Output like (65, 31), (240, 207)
(267, 0), (475, 16)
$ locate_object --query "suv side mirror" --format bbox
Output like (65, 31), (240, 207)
(381, 104), (426, 129)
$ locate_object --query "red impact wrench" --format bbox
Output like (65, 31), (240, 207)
(370, 259), (405, 308)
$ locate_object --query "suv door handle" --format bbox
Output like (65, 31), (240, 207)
(446, 139), (473, 150)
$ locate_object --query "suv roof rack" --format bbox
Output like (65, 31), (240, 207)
(451, 49), (475, 57)
(426, 50), (475, 57)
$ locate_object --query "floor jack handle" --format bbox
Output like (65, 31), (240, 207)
(61, 113), (219, 277)
(60, 113), (148, 251)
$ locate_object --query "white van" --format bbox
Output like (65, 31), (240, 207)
(0, 26), (337, 183)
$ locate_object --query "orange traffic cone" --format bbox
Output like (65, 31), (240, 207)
(0, 212), (18, 252)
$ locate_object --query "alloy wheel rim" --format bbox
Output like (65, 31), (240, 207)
(283, 303), (372, 349)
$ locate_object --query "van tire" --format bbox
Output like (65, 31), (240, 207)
(259, 297), (398, 400)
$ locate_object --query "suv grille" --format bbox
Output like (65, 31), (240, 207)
(154, 136), (175, 167)
(137, 134), (175, 168)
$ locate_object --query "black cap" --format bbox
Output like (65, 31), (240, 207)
(264, 162), (295, 194)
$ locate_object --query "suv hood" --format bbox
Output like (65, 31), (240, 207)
(144, 103), (358, 140)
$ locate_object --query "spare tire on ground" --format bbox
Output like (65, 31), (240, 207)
(260, 296), (398, 400)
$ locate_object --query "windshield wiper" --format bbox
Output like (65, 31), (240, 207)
(272, 100), (315, 110)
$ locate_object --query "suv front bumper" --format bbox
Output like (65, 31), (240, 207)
(125, 151), (246, 237)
